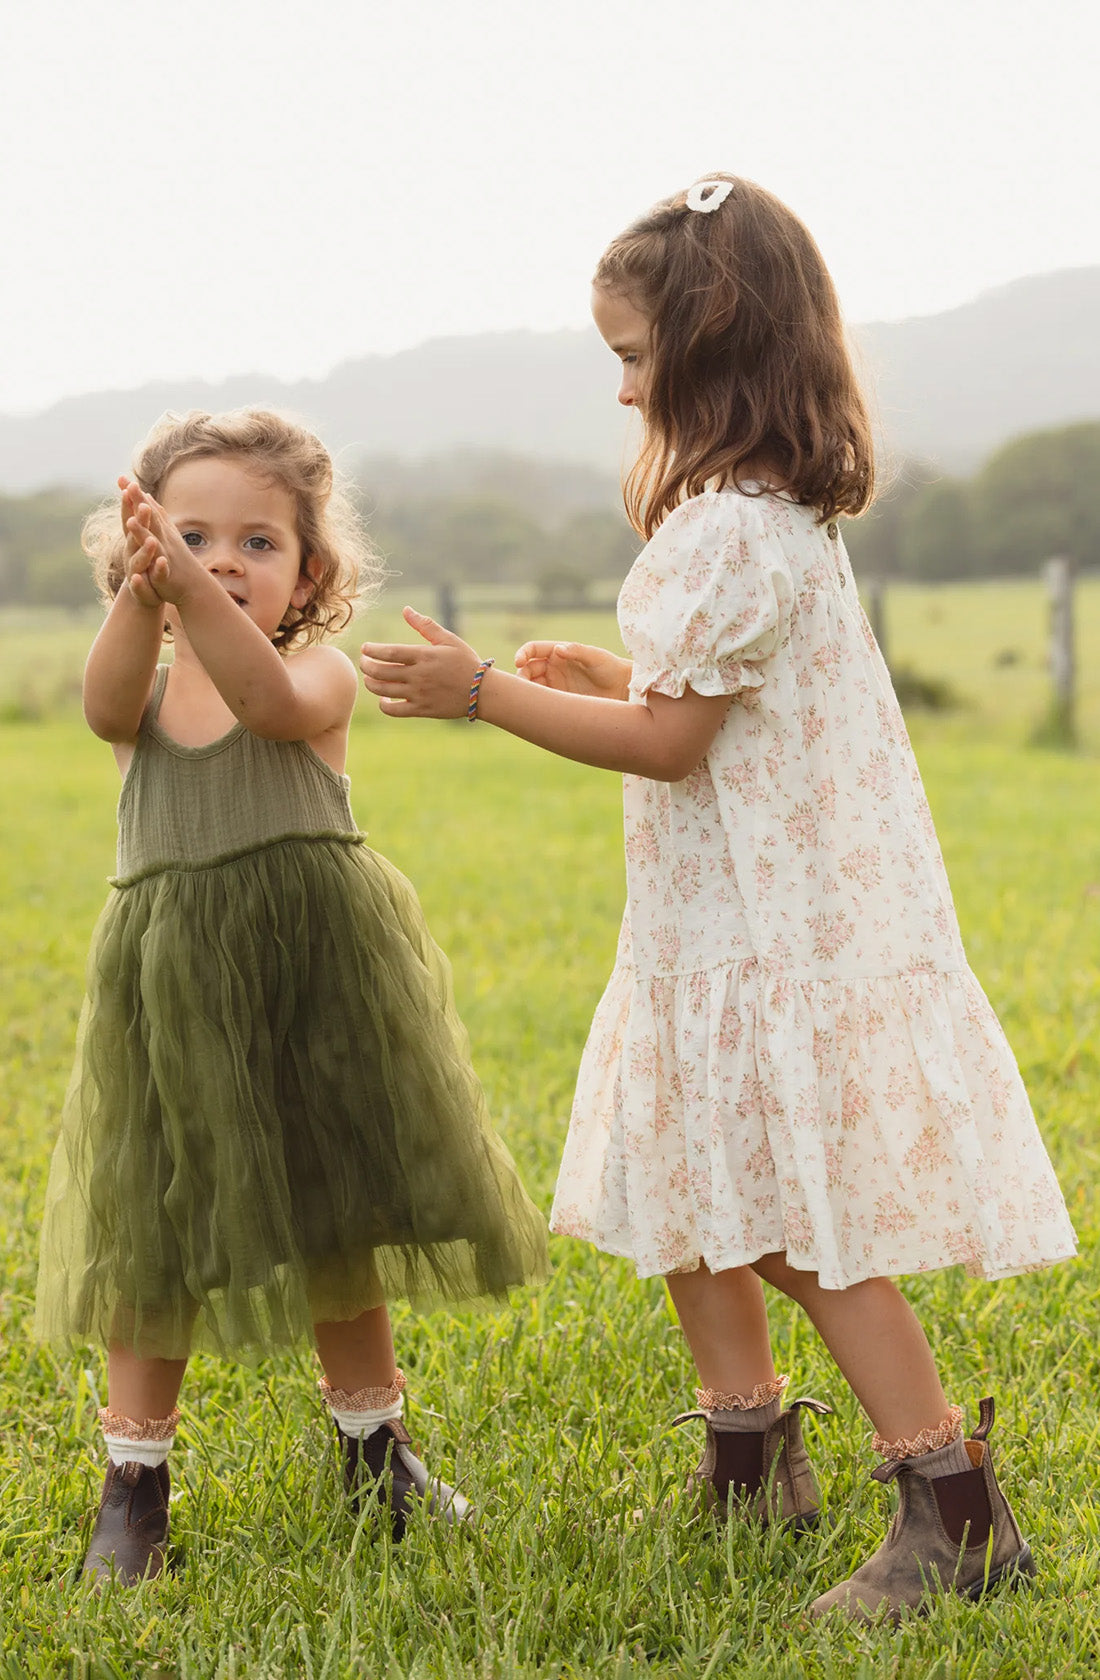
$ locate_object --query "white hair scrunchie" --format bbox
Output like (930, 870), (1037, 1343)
(685, 179), (734, 214)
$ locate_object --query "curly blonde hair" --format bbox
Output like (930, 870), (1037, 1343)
(83, 408), (383, 651)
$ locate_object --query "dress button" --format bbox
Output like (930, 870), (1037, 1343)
(827, 521), (839, 539)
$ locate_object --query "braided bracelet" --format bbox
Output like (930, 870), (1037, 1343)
(466, 657), (495, 722)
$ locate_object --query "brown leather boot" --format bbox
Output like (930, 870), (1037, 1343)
(810, 1397), (1036, 1622)
(674, 1398), (830, 1529)
(82, 1460), (171, 1586)
(338, 1419), (472, 1540)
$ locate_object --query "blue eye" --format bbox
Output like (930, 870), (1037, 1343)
(182, 531), (205, 547)
(245, 536), (274, 551)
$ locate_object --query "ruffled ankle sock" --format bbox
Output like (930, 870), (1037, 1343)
(696, 1375), (788, 1431)
(98, 1406), (180, 1469)
(873, 1403), (972, 1474)
(319, 1369), (407, 1437)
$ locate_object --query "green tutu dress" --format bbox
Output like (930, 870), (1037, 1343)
(36, 668), (548, 1361)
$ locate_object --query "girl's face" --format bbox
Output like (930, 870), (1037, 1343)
(159, 456), (315, 640)
(591, 286), (652, 414)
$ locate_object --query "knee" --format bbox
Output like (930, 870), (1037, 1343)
(751, 1251), (812, 1303)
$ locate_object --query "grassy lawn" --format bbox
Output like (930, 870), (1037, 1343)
(0, 589), (1097, 1677)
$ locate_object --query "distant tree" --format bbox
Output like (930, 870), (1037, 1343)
(426, 496), (545, 583)
(550, 510), (639, 586)
(536, 564), (592, 607)
(357, 449), (620, 527)
(971, 420), (1100, 574)
(0, 487), (91, 605)
(25, 546), (97, 611)
(843, 461), (937, 580)
(897, 479), (977, 580)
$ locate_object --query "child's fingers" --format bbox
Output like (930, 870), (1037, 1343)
(127, 572), (161, 608)
(514, 639), (562, 665)
(401, 606), (468, 648)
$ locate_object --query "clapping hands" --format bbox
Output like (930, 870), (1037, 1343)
(119, 478), (197, 608)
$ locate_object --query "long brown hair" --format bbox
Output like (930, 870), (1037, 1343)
(83, 409), (384, 651)
(594, 175), (874, 538)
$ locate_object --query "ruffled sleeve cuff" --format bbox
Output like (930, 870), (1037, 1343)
(621, 493), (792, 702)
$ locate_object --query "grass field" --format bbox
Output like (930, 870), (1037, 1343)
(0, 587), (1098, 1678)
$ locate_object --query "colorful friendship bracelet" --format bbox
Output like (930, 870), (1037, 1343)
(466, 657), (495, 721)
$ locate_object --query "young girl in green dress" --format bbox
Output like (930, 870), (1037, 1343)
(36, 408), (547, 1584)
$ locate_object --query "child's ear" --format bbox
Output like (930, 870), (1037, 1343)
(291, 556), (323, 609)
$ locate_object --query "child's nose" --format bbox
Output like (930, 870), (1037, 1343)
(617, 374), (635, 407)
(206, 545), (243, 573)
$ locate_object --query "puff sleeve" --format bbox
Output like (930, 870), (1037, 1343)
(620, 492), (793, 700)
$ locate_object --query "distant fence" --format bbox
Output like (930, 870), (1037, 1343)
(854, 558), (1078, 744)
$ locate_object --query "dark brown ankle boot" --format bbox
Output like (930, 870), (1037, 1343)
(82, 1460), (171, 1586)
(674, 1398), (830, 1529)
(338, 1419), (472, 1540)
(811, 1397), (1036, 1622)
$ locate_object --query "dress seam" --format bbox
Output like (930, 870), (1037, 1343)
(111, 829), (365, 888)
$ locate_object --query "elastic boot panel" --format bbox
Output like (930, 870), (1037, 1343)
(711, 1430), (766, 1502)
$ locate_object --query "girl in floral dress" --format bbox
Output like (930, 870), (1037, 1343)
(359, 176), (1076, 1620)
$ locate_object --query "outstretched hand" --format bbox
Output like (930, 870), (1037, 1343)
(120, 480), (167, 610)
(119, 476), (203, 606)
(514, 639), (632, 701)
(360, 607), (482, 717)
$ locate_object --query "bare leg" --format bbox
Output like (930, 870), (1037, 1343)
(314, 1305), (397, 1391)
(107, 1345), (187, 1419)
(752, 1252), (949, 1439)
(665, 1264), (777, 1394)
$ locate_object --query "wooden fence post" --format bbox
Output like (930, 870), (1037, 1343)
(865, 575), (888, 669)
(1041, 555), (1076, 747)
(436, 581), (459, 638)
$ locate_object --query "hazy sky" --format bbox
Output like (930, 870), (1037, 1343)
(3, 0), (1098, 415)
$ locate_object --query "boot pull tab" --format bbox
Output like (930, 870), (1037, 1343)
(871, 1458), (906, 1485)
(972, 1396), (996, 1442)
(671, 1410), (708, 1428)
(788, 1398), (832, 1418)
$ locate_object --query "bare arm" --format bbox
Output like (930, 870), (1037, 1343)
(83, 581), (167, 742)
(361, 608), (730, 782)
(172, 576), (356, 741)
(83, 483), (168, 742)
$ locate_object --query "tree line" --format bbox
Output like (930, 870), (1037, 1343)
(2, 421), (1097, 612)
(844, 420), (1100, 580)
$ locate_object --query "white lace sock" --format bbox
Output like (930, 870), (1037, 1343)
(98, 1406), (180, 1468)
(318, 1369), (406, 1438)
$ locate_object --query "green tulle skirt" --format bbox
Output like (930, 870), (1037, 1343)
(35, 836), (548, 1361)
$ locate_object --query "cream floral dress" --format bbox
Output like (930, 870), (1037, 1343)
(550, 490), (1076, 1287)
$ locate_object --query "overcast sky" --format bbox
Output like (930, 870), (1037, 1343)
(2, 0), (1098, 415)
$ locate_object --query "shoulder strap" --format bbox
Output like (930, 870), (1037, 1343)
(142, 663), (170, 725)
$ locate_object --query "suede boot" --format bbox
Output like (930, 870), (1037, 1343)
(337, 1418), (472, 1540)
(674, 1398), (830, 1529)
(82, 1460), (171, 1586)
(811, 1397), (1036, 1622)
